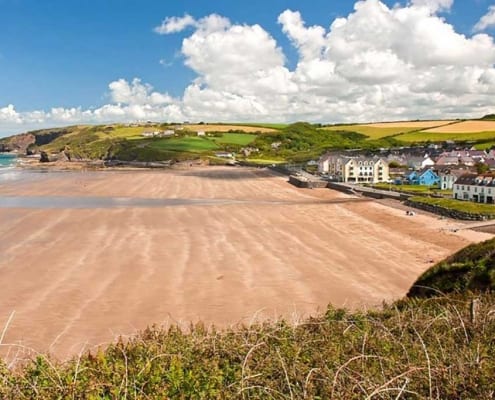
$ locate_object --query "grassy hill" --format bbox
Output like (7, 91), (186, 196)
(408, 237), (495, 297)
(5, 118), (495, 164)
(0, 240), (494, 398)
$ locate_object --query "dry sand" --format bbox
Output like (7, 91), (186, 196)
(422, 120), (495, 133)
(0, 167), (491, 360)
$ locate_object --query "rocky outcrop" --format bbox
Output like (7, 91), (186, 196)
(39, 151), (50, 163)
(3, 134), (36, 153)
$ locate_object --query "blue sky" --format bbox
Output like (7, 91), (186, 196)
(1, 0), (495, 135)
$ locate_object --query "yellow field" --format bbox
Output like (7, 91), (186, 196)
(364, 121), (455, 129)
(421, 120), (495, 133)
(184, 124), (276, 133)
(322, 120), (456, 139)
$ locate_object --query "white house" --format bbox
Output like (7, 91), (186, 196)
(318, 154), (389, 183)
(453, 174), (495, 204)
(197, 131), (206, 137)
(438, 169), (467, 190)
(406, 156), (435, 170)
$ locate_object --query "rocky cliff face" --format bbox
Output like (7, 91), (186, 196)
(1, 134), (36, 153)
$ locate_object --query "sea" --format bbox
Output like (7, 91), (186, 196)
(0, 153), (16, 169)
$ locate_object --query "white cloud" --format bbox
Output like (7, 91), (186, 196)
(2, 0), (495, 137)
(410, 0), (453, 13)
(474, 5), (495, 32)
(154, 14), (196, 34)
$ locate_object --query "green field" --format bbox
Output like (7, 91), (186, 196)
(395, 130), (495, 143)
(373, 183), (452, 195)
(210, 133), (256, 146)
(322, 125), (420, 139)
(148, 137), (220, 153)
(229, 122), (288, 130)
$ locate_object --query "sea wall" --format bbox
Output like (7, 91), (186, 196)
(405, 199), (494, 221)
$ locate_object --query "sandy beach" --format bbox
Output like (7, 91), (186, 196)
(0, 166), (491, 359)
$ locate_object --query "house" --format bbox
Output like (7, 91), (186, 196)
(459, 156), (475, 166)
(435, 155), (459, 166)
(318, 154), (389, 183)
(197, 131), (206, 137)
(437, 169), (468, 190)
(162, 130), (175, 137)
(405, 156), (435, 170)
(453, 174), (495, 203)
(215, 152), (234, 158)
(406, 168), (440, 186)
(142, 129), (173, 138)
(485, 159), (495, 170)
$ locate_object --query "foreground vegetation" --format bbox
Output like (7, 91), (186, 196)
(0, 292), (492, 399)
(409, 238), (495, 297)
(1, 239), (495, 398)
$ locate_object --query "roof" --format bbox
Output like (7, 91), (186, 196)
(454, 174), (495, 186)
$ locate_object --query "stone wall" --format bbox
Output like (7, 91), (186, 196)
(405, 199), (494, 221)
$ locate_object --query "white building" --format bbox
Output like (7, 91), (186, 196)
(453, 174), (495, 204)
(318, 154), (389, 183)
(438, 169), (468, 190)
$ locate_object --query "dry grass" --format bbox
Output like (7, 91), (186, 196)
(184, 124), (276, 133)
(363, 121), (455, 129)
(422, 120), (495, 133)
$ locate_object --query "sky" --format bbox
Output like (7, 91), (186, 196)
(1, 0), (495, 136)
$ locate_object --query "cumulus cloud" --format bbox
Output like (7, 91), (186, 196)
(474, 5), (495, 32)
(2, 0), (495, 136)
(410, 0), (453, 13)
(154, 14), (196, 34)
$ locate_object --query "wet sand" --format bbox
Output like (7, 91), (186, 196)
(0, 167), (491, 359)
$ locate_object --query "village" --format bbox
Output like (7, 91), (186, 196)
(316, 146), (495, 205)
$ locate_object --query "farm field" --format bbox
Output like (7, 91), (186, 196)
(148, 136), (220, 152)
(184, 124), (276, 133)
(322, 120), (454, 139)
(395, 129), (495, 143)
(322, 124), (420, 139)
(0, 167), (490, 359)
(210, 133), (256, 146)
(421, 120), (495, 133)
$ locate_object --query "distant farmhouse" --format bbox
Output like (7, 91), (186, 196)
(141, 129), (174, 138)
(454, 174), (495, 204)
(318, 155), (389, 183)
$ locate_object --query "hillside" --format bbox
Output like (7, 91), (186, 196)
(4, 118), (495, 164)
(408, 237), (495, 297)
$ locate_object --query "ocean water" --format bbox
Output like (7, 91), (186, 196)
(0, 153), (16, 169)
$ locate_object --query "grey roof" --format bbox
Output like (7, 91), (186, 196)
(454, 174), (495, 186)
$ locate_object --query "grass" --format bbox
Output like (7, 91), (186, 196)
(409, 196), (495, 216)
(395, 130), (495, 143)
(409, 237), (495, 297)
(148, 137), (220, 153)
(372, 183), (452, 195)
(229, 123), (288, 130)
(210, 133), (256, 146)
(321, 125), (420, 139)
(0, 292), (493, 398)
